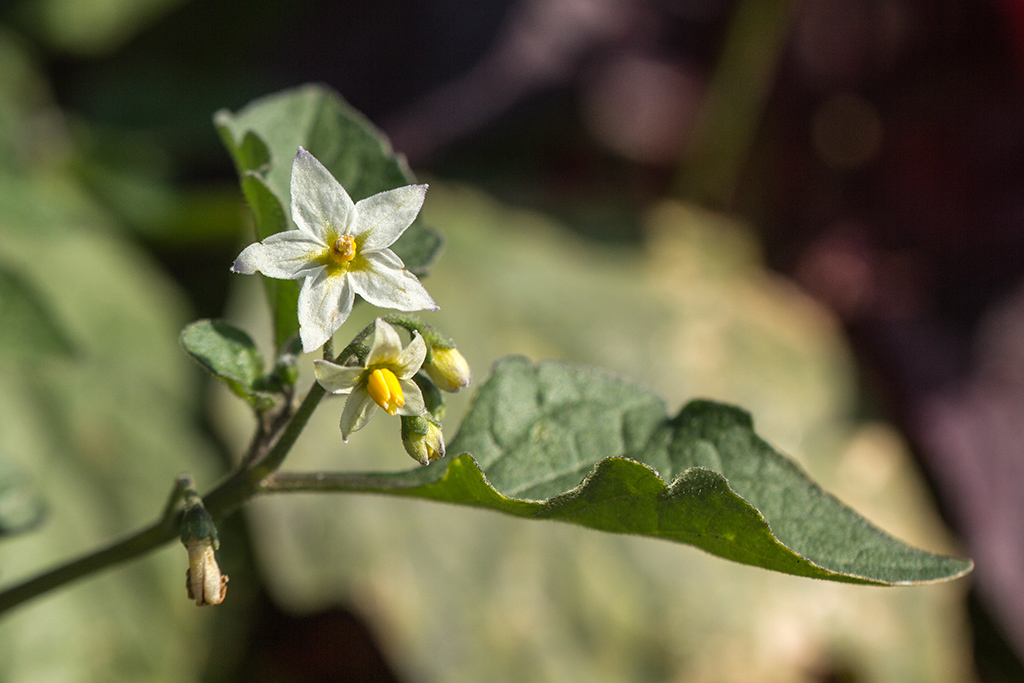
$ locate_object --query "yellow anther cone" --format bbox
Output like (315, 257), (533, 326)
(368, 368), (405, 414)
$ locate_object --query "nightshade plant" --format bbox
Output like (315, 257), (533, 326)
(0, 84), (972, 618)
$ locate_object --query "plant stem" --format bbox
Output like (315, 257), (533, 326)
(0, 513), (178, 615)
(0, 385), (333, 617)
(0, 326), (395, 617)
(262, 470), (422, 493)
(243, 382), (325, 485)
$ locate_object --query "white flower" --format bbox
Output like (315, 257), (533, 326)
(313, 319), (427, 440)
(232, 147), (438, 353)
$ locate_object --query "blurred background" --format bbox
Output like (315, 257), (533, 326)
(0, 0), (1022, 681)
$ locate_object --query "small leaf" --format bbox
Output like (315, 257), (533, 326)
(180, 319), (266, 402)
(0, 263), (74, 359)
(347, 357), (971, 585)
(215, 85), (443, 343)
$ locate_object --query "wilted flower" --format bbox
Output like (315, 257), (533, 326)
(232, 148), (437, 352)
(314, 319), (427, 440)
(180, 502), (227, 606)
(184, 537), (228, 606)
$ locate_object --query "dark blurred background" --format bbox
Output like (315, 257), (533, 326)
(3, 0), (1024, 680)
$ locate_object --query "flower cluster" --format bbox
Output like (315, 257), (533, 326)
(232, 148), (471, 457)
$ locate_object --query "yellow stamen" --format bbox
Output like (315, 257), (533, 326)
(329, 235), (357, 264)
(367, 368), (405, 415)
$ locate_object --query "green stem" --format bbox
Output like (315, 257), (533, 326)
(261, 470), (424, 493)
(0, 508), (179, 615)
(0, 383), (334, 617)
(0, 326), (392, 617)
(244, 382), (326, 484)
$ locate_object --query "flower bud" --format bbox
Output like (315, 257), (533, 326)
(401, 415), (446, 465)
(425, 346), (472, 392)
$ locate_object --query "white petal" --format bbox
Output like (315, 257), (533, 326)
(313, 359), (363, 394)
(340, 386), (377, 440)
(353, 184), (427, 251)
(350, 253), (438, 312)
(290, 148), (355, 242)
(366, 319), (403, 366)
(366, 247), (405, 270)
(396, 379), (426, 416)
(393, 332), (427, 378)
(232, 232), (325, 279)
(297, 271), (354, 353)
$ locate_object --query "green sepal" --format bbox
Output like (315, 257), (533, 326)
(179, 499), (219, 547)
(258, 334), (302, 393)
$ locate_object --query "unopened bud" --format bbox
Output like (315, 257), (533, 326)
(425, 346), (472, 392)
(401, 415), (446, 465)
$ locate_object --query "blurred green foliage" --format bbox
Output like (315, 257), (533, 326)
(0, 25), (223, 683)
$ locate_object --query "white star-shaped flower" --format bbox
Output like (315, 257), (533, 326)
(313, 319), (427, 440)
(232, 147), (438, 352)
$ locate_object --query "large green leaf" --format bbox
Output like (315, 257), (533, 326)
(215, 85), (443, 347)
(312, 357), (970, 585)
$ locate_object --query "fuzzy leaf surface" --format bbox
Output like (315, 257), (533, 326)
(180, 319), (266, 402)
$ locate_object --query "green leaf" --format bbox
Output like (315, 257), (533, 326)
(180, 319), (267, 403)
(346, 357), (971, 585)
(0, 263), (74, 359)
(215, 85), (443, 346)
